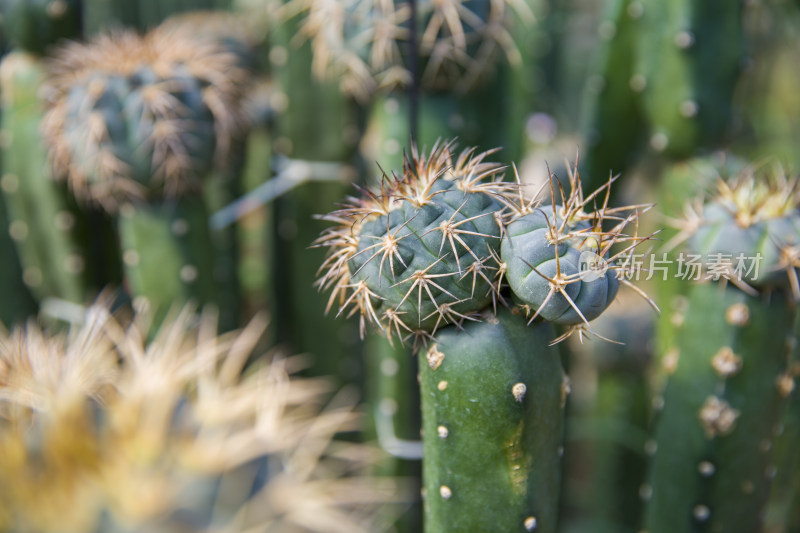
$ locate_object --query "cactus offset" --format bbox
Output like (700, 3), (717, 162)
(500, 160), (655, 341)
(290, 0), (531, 101)
(419, 308), (566, 533)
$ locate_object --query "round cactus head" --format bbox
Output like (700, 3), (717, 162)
(41, 26), (248, 212)
(290, 0), (531, 100)
(499, 159), (657, 342)
(315, 141), (513, 345)
(672, 161), (800, 297)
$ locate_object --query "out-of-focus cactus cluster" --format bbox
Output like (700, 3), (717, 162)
(1, 0), (800, 532)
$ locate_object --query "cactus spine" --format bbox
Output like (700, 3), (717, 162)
(419, 308), (566, 533)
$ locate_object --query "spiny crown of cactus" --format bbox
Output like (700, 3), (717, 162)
(41, 26), (248, 212)
(670, 161), (800, 297)
(0, 301), (399, 532)
(287, 0), (531, 101)
(499, 159), (657, 343)
(315, 141), (513, 345)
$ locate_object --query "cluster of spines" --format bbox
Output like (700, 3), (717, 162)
(500, 158), (658, 343)
(286, 0), (531, 101)
(314, 142), (511, 344)
(41, 26), (248, 212)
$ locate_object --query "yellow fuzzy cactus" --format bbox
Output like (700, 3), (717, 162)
(0, 300), (404, 532)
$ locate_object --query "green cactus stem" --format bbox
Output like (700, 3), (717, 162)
(268, 12), (363, 384)
(646, 164), (800, 532)
(419, 308), (567, 533)
(499, 161), (656, 341)
(117, 197), (223, 329)
(0, 138), (37, 325)
(635, 0), (745, 157)
(0, 0), (81, 55)
(0, 51), (105, 306)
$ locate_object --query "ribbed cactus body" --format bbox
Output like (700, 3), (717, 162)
(0, 0), (80, 54)
(645, 281), (797, 532)
(501, 208), (619, 325)
(636, 0), (745, 157)
(0, 52), (96, 305)
(419, 309), (565, 533)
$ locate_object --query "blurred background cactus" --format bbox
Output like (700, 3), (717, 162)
(0, 0), (799, 531)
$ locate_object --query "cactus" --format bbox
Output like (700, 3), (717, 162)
(645, 281), (797, 532)
(0, 300), (404, 532)
(419, 308), (566, 533)
(500, 161), (654, 339)
(315, 141), (510, 342)
(645, 164), (800, 532)
(0, 51), (114, 308)
(560, 297), (654, 532)
(580, 0), (647, 191)
(267, 10), (363, 383)
(634, 0), (745, 157)
(41, 27), (248, 327)
(291, 0), (531, 101)
(0, 0), (81, 55)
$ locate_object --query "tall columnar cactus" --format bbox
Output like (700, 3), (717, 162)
(267, 9), (362, 384)
(635, 0), (745, 158)
(0, 301), (404, 532)
(41, 27), (248, 328)
(419, 308), (566, 533)
(0, 51), (111, 307)
(646, 164), (800, 532)
(0, 0), (81, 55)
